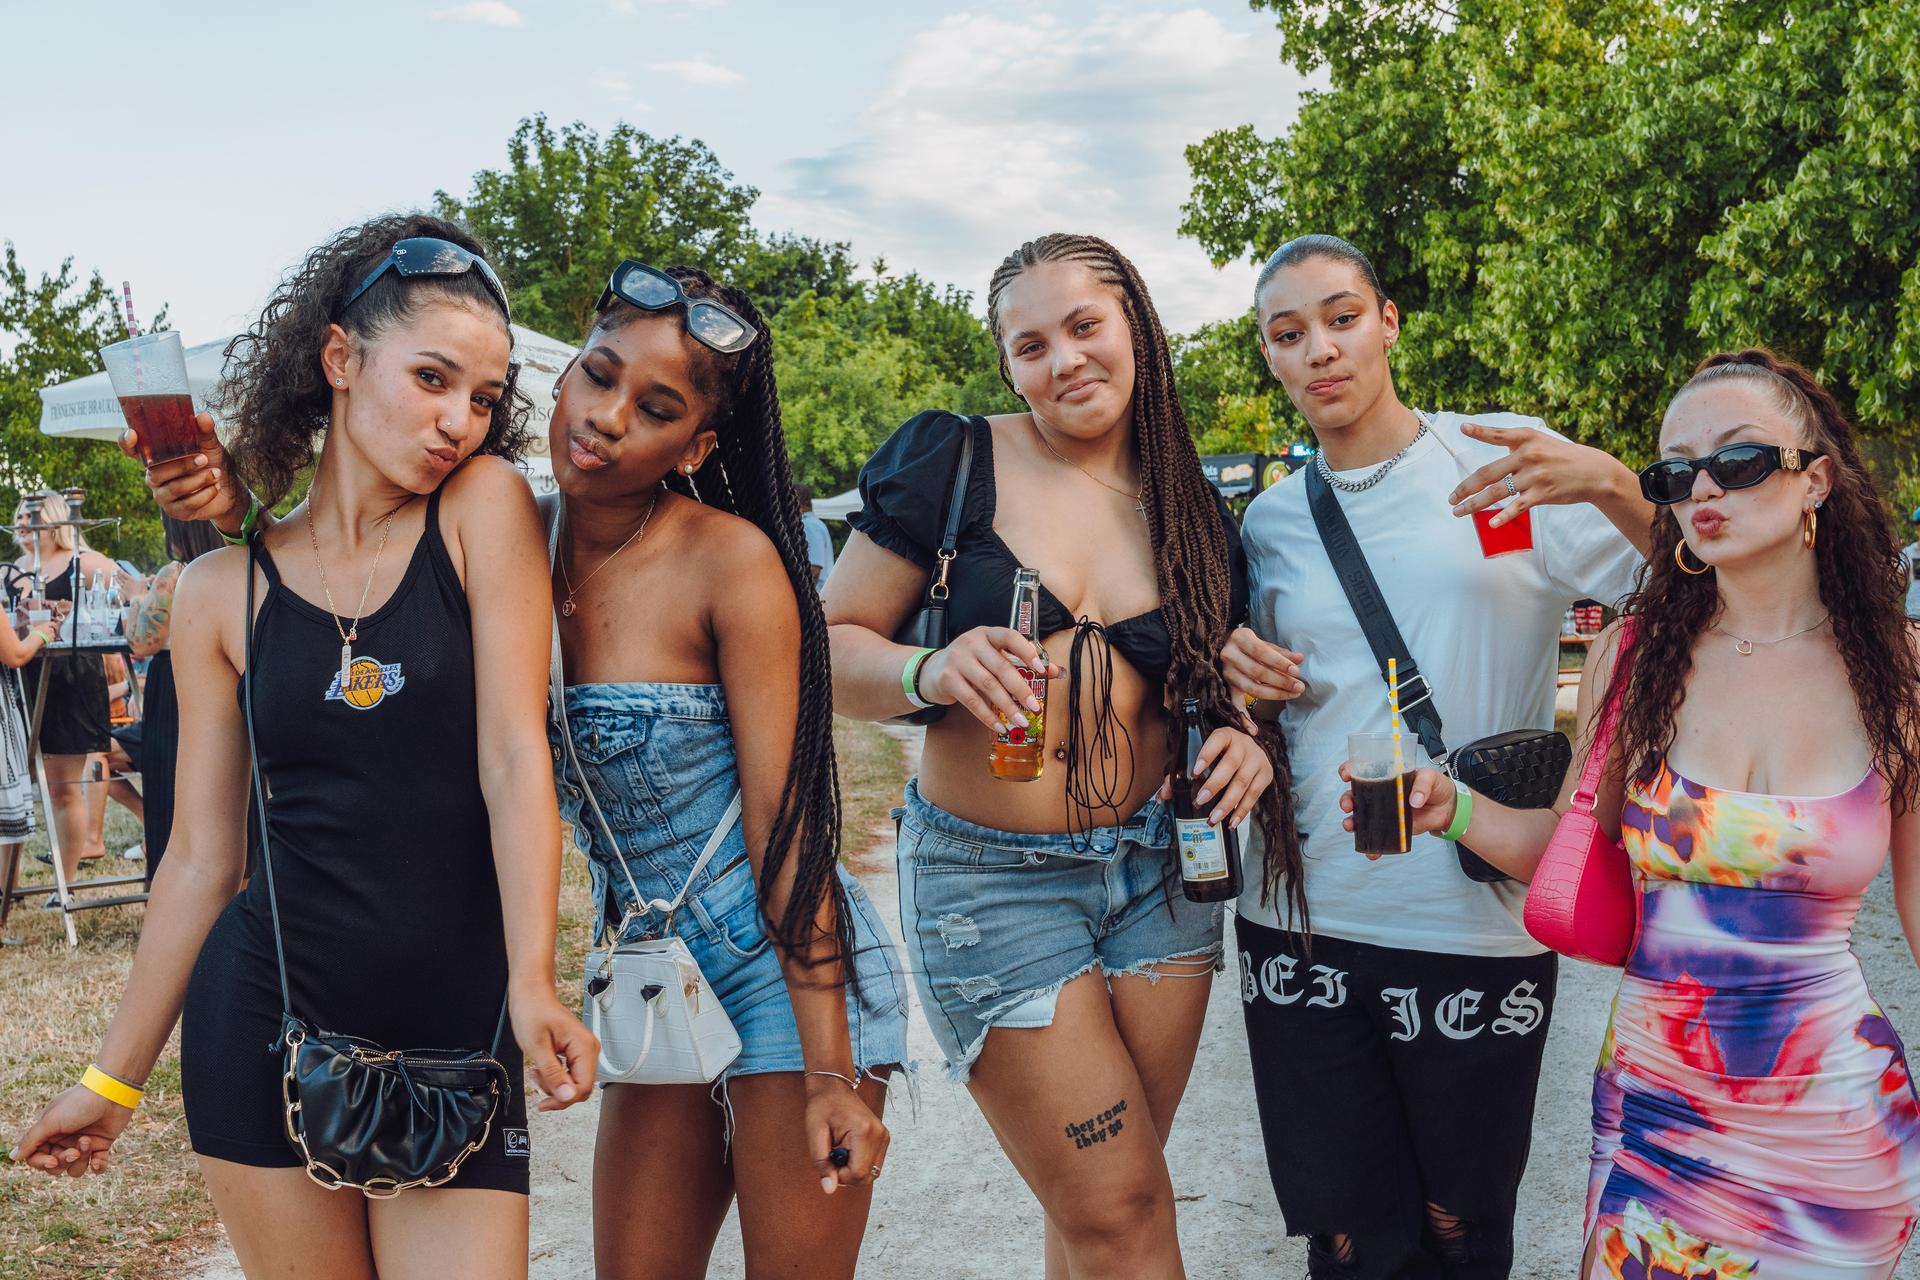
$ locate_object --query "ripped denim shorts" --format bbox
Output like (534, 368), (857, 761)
(895, 776), (1226, 1082)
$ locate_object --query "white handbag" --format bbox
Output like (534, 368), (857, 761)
(549, 516), (745, 1086)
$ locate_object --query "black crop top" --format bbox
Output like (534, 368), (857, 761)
(851, 410), (1250, 838)
(851, 410), (1249, 686)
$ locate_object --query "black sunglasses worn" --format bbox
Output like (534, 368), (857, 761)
(1638, 443), (1824, 505)
(596, 260), (758, 355)
(342, 238), (511, 321)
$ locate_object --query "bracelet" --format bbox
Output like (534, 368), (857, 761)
(803, 1069), (861, 1092)
(900, 647), (936, 710)
(80, 1065), (144, 1110)
(28, 627), (55, 646)
(1440, 784), (1475, 843)
(218, 494), (261, 547)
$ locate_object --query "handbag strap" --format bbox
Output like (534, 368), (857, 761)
(1571, 619), (1638, 813)
(243, 536), (510, 1056)
(545, 507), (744, 941)
(1302, 463), (1448, 763)
(923, 416), (976, 607)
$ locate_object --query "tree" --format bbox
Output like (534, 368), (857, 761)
(436, 115), (765, 341)
(1183, 0), (1920, 469)
(1173, 312), (1300, 455)
(0, 244), (165, 567)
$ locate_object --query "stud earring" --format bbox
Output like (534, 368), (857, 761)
(334, 378), (344, 387)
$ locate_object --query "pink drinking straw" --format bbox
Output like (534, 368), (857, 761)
(120, 281), (145, 394)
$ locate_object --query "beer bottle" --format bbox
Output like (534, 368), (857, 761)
(988, 568), (1049, 782)
(1172, 697), (1242, 902)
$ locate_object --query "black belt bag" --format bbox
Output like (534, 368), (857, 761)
(243, 540), (511, 1197)
(1304, 465), (1570, 883)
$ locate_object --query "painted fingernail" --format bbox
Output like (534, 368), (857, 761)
(821, 1176), (837, 1194)
(1195, 789), (1211, 806)
(210, 468), (221, 479)
(7, 1146), (19, 1161)
(557, 1084), (576, 1101)
(1210, 809), (1224, 826)
(194, 454), (207, 465)
(1026, 697), (1041, 712)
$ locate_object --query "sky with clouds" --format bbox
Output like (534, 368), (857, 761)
(1, 1), (1312, 345)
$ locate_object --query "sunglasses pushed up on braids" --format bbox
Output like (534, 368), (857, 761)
(1637, 443), (1824, 506)
(596, 261), (758, 355)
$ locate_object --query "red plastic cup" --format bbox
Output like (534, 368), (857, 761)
(1472, 505), (1534, 558)
(100, 331), (199, 465)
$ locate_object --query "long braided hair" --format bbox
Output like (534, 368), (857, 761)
(986, 234), (1306, 929)
(593, 268), (851, 971)
(1612, 349), (1920, 810)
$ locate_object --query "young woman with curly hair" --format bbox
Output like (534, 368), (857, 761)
(826, 233), (1285, 1278)
(1386, 349), (1920, 1278)
(542, 262), (906, 1278)
(13, 213), (597, 1279)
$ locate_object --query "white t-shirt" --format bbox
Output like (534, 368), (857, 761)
(1238, 412), (1642, 956)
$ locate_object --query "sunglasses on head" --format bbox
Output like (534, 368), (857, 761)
(596, 260), (758, 355)
(341, 238), (511, 321)
(1637, 442), (1823, 505)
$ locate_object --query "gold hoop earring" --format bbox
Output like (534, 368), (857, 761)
(1674, 540), (1711, 576)
(1803, 505), (1818, 551)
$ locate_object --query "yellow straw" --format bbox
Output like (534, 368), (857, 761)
(1388, 658), (1408, 853)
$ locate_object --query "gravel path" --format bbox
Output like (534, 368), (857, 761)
(192, 733), (1920, 1277)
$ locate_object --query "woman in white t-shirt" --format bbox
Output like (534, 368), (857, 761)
(1221, 234), (1651, 1279)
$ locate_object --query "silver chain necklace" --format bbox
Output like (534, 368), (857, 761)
(1315, 410), (1432, 493)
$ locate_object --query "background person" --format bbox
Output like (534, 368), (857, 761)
(797, 482), (836, 589)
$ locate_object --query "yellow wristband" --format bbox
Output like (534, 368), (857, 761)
(81, 1065), (143, 1110)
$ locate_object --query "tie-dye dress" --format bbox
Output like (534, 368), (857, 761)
(1587, 757), (1920, 1279)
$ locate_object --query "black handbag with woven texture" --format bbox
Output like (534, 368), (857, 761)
(1304, 466), (1572, 884)
(243, 540), (511, 1197)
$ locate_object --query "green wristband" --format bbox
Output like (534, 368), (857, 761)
(901, 647), (936, 710)
(219, 494), (261, 547)
(1440, 783), (1475, 843)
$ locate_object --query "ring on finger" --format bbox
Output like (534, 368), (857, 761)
(1503, 474), (1519, 498)
(871, 1164), (883, 1180)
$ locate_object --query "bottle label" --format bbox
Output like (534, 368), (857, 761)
(1176, 817), (1228, 881)
(994, 668), (1047, 746)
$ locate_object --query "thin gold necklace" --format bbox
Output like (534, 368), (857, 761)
(1712, 612), (1830, 656)
(305, 473), (408, 691)
(559, 484), (664, 618)
(1031, 420), (1145, 518)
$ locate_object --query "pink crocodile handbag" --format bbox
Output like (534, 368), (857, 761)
(1522, 622), (1638, 967)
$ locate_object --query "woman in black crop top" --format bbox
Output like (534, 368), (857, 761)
(825, 233), (1302, 1278)
(14, 215), (597, 1278)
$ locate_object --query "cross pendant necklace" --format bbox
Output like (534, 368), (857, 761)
(1032, 421), (1145, 518)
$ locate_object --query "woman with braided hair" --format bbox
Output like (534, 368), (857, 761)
(1392, 349), (1920, 1279)
(826, 233), (1284, 1277)
(541, 261), (906, 1279)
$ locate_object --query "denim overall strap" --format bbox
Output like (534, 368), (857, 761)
(546, 507), (742, 943)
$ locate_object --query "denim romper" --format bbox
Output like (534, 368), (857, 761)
(549, 682), (909, 1081)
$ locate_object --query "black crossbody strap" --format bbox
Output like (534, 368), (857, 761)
(924, 417), (976, 603)
(1302, 463), (1448, 764)
(242, 541), (294, 1018)
(243, 536), (511, 1056)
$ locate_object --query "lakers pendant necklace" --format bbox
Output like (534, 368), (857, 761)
(559, 484), (664, 618)
(307, 473), (406, 691)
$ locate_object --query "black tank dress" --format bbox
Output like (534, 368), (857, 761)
(21, 561), (111, 756)
(180, 490), (529, 1191)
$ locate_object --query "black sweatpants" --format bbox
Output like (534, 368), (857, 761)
(1237, 916), (1558, 1279)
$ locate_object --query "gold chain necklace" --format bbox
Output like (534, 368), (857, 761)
(1032, 421), (1145, 518)
(305, 473), (406, 691)
(1712, 612), (1830, 656)
(559, 485), (664, 618)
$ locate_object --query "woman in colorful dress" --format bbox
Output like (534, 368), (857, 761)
(1381, 348), (1920, 1278)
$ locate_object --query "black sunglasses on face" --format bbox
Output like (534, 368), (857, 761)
(596, 260), (758, 355)
(1638, 443), (1824, 505)
(341, 238), (511, 321)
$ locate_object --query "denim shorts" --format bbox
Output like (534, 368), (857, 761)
(895, 777), (1227, 1081)
(552, 682), (909, 1081)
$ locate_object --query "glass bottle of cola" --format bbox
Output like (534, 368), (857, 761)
(1172, 697), (1242, 901)
(988, 568), (1048, 782)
